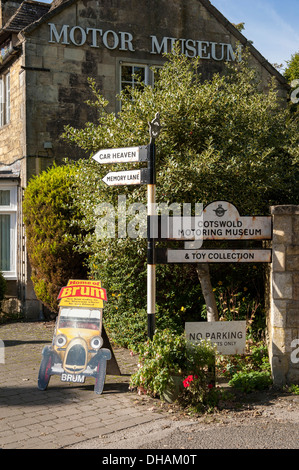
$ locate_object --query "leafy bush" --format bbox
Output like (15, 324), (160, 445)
(219, 340), (272, 393)
(23, 163), (87, 316)
(63, 50), (299, 345)
(228, 370), (272, 393)
(0, 271), (6, 305)
(130, 329), (216, 399)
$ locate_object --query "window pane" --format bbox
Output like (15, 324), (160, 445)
(0, 79), (3, 127)
(0, 190), (10, 205)
(121, 65), (133, 84)
(5, 73), (10, 123)
(0, 214), (10, 271)
(133, 66), (145, 83)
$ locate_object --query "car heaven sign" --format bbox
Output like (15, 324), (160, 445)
(93, 145), (148, 164)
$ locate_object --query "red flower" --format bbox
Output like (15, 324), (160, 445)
(208, 383), (213, 389)
(183, 375), (196, 388)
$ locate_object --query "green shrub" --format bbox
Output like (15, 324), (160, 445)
(130, 328), (216, 399)
(23, 163), (87, 316)
(228, 370), (272, 393)
(0, 271), (6, 305)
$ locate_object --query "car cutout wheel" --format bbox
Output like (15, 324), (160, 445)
(38, 346), (53, 391)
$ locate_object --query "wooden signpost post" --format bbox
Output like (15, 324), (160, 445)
(93, 113), (161, 340)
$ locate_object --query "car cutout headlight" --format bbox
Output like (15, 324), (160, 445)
(54, 334), (67, 347)
(90, 336), (103, 349)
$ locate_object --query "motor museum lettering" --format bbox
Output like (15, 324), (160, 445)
(48, 23), (241, 61)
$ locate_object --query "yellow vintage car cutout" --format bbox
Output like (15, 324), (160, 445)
(37, 280), (111, 394)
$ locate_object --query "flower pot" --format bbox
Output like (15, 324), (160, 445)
(162, 375), (184, 403)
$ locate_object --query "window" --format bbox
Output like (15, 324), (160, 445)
(0, 184), (17, 279)
(0, 72), (10, 126)
(120, 63), (161, 94)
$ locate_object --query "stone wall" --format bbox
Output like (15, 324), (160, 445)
(269, 205), (299, 386)
(0, 55), (25, 167)
(20, 0), (288, 177)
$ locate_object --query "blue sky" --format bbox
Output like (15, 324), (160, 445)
(211, 0), (299, 69)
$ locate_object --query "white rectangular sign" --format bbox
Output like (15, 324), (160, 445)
(186, 321), (246, 355)
(93, 146), (148, 164)
(167, 249), (272, 263)
(102, 169), (147, 186)
(169, 216), (272, 240)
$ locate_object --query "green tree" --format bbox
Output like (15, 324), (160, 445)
(23, 163), (87, 316)
(284, 51), (299, 115)
(284, 51), (299, 82)
(63, 50), (299, 347)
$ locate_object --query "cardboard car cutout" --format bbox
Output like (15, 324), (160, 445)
(38, 280), (111, 394)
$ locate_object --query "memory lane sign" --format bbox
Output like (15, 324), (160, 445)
(102, 169), (148, 186)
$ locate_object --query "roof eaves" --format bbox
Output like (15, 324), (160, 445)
(19, 0), (77, 37)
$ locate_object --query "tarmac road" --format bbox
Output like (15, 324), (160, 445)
(68, 393), (299, 450)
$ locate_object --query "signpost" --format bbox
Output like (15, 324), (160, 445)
(147, 113), (161, 340)
(93, 113), (161, 340)
(167, 248), (272, 263)
(102, 169), (148, 186)
(93, 129), (272, 344)
(150, 201), (272, 241)
(93, 145), (148, 164)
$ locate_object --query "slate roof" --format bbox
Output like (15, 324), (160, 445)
(2, 1), (50, 33)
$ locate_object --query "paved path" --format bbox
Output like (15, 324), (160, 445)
(0, 322), (167, 449)
(1, 322), (299, 451)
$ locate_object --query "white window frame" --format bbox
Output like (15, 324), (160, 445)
(117, 61), (162, 112)
(0, 72), (10, 127)
(0, 183), (17, 279)
(119, 61), (162, 94)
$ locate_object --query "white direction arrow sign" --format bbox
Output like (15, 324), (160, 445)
(102, 169), (148, 186)
(93, 145), (148, 164)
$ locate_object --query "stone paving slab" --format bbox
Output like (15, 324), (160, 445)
(0, 322), (165, 449)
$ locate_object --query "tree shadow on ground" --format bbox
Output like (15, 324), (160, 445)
(0, 380), (132, 406)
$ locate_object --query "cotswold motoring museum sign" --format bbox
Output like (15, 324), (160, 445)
(48, 23), (242, 61)
(165, 201), (272, 264)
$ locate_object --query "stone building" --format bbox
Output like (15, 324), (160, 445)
(0, 0), (288, 318)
